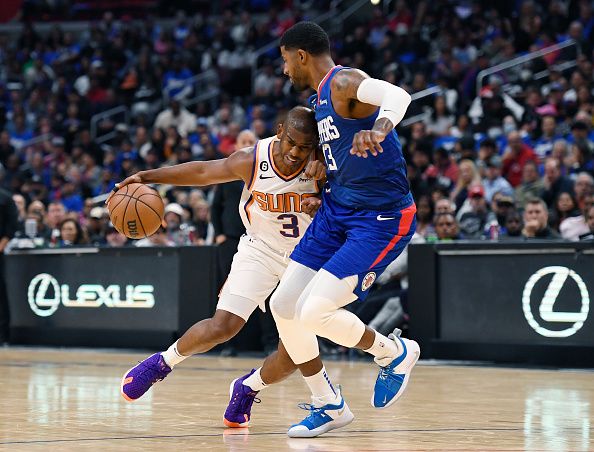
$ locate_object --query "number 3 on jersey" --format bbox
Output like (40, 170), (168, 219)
(322, 143), (337, 171)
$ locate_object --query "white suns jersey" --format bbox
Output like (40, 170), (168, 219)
(239, 135), (320, 254)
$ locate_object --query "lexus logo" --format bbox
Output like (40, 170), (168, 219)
(522, 266), (590, 338)
(27, 273), (155, 317)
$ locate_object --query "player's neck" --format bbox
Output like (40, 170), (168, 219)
(310, 57), (337, 93)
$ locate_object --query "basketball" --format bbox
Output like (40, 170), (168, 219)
(107, 183), (164, 239)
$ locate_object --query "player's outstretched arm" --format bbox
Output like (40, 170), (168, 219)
(115, 148), (255, 189)
(331, 69), (411, 158)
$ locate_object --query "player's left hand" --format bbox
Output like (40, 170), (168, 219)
(301, 197), (322, 218)
(350, 130), (386, 158)
(304, 160), (326, 180)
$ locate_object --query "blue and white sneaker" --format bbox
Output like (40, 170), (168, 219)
(287, 385), (354, 438)
(372, 329), (420, 409)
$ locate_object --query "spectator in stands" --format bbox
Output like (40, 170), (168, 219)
(477, 138), (498, 170)
(45, 201), (65, 239)
(431, 212), (462, 241)
(434, 198), (455, 215)
(491, 192), (516, 229)
(560, 194), (594, 241)
(163, 202), (192, 245)
(567, 141), (594, 176)
(135, 226), (175, 247)
(550, 191), (581, 232)
(542, 157), (575, 207)
(550, 139), (570, 174)
(534, 115), (561, 161)
(580, 205), (594, 241)
(458, 185), (493, 239)
(414, 195), (434, 238)
(450, 159), (480, 211)
(500, 210), (523, 240)
(522, 198), (560, 239)
(105, 225), (129, 247)
(154, 99), (196, 138)
(426, 96), (454, 137)
(574, 172), (594, 210)
(58, 218), (87, 247)
(482, 155), (514, 203)
(12, 193), (26, 232)
(87, 207), (107, 245)
(502, 131), (538, 187)
(515, 161), (545, 209)
(425, 147), (459, 189)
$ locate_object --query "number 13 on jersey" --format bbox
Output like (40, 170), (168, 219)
(322, 143), (337, 171)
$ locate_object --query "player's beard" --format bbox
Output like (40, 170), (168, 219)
(290, 74), (308, 92)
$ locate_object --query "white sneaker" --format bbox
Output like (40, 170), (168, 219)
(287, 385), (354, 438)
(371, 329), (420, 409)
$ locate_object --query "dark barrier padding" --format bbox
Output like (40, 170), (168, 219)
(6, 247), (218, 349)
(409, 242), (594, 367)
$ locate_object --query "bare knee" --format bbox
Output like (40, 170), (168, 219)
(209, 310), (245, 343)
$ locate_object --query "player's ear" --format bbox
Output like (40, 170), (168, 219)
(297, 49), (307, 64)
(276, 123), (284, 139)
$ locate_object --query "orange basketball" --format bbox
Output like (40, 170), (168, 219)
(107, 183), (164, 239)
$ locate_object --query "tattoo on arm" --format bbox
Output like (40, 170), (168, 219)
(332, 69), (367, 100)
(372, 117), (395, 135)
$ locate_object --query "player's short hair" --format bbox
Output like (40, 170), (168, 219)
(280, 21), (330, 55)
(285, 106), (317, 137)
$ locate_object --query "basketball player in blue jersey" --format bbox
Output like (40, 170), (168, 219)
(226, 22), (419, 438)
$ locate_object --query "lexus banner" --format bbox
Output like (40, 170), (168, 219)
(408, 242), (594, 366)
(438, 250), (594, 346)
(7, 248), (180, 332)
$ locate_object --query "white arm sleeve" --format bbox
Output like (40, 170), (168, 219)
(356, 78), (412, 128)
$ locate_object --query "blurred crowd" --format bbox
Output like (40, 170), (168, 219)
(1, 0), (594, 252)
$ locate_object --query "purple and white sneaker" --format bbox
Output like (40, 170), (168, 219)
(121, 353), (172, 402)
(223, 369), (261, 428)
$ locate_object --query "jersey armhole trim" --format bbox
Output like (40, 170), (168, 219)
(246, 141), (260, 191)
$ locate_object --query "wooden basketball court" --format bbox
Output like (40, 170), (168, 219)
(0, 347), (592, 451)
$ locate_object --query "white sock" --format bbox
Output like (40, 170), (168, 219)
(364, 331), (401, 367)
(243, 367), (267, 391)
(161, 340), (187, 368)
(304, 366), (339, 405)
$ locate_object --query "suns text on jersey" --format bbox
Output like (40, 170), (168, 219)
(317, 116), (340, 143)
(252, 191), (318, 213)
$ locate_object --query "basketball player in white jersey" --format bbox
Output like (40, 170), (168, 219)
(118, 107), (325, 427)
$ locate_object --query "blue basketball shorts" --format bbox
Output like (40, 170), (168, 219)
(291, 193), (417, 300)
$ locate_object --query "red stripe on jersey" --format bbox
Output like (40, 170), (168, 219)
(368, 204), (416, 270)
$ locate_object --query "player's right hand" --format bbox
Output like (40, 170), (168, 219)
(350, 130), (385, 158)
(301, 197), (322, 218)
(105, 172), (143, 205)
(304, 160), (326, 180)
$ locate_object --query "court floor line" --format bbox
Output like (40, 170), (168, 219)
(1, 426), (590, 445)
(0, 360), (250, 373)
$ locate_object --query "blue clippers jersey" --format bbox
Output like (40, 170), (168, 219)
(311, 66), (412, 210)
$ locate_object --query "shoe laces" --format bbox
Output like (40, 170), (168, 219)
(230, 388), (260, 413)
(135, 358), (169, 385)
(297, 402), (324, 421)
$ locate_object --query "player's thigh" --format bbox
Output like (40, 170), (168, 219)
(218, 239), (282, 321)
(323, 206), (416, 300)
